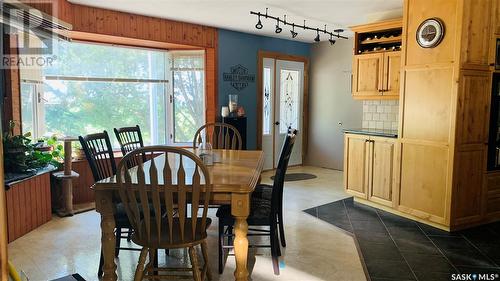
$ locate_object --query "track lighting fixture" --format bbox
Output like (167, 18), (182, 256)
(314, 29), (320, 42)
(255, 13), (263, 29)
(250, 9), (348, 45)
(290, 24), (298, 38)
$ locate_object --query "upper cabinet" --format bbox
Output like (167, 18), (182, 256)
(460, 0), (492, 70)
(350, 19), (403, 100)
(493, 0), (500, 35)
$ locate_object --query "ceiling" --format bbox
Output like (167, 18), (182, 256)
(69, 0), (403, 43)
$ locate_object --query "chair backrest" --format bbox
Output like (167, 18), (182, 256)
(79, 131), (117, 182)
(116, 146), (212, 245)
(271, 129), (297, 213)
(114, 125), (146, 166)
(193, 122), (242, 150)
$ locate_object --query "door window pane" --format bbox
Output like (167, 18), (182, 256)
(263, 67), (272, 135)
(279, 70), (300, 133)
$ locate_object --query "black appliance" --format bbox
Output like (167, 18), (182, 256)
(218, 116), (247, 150)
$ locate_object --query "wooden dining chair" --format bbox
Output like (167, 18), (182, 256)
(114, 125), (146, 164)
(252, 129), (298, 248)
(78, 131), (139, 277)
(217, 130), (296, 275)
(117, 146), (212, 281)
(193, 123), (242, 150)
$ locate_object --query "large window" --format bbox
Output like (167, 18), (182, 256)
(20, 41), (205, 146)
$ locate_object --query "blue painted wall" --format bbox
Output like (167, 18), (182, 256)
(217, 29), (311, 149)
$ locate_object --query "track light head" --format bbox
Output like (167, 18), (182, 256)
(275, 18), (282, 33)
(290, 30), (298, 38)
(333, 29), (344, 33)
(329, 39), (336, 45)
(314, 29), (320, 42)
(255, 17), (263, 29)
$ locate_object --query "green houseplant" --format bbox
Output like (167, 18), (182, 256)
(3, 121), (64, 173)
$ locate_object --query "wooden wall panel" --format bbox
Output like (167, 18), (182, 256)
(205, 46), (217, 124)
(455, 71), (491, 145)
(399, 143), (449, 222)
(71, 160), (96, 204)
(5, 173), (52, 242)
(452, 149), (485, 222)
(402, 67), (454, 143)
(48, 0), (217, 48)
(3, 35), (21, 134)
(405, 0), (460, 66)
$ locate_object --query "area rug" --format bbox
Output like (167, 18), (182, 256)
(271, 173), (317, 182)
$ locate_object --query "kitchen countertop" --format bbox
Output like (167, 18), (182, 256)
(344, 128), (398, 138)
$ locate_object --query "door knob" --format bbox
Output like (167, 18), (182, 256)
(275, 121), (280, 125)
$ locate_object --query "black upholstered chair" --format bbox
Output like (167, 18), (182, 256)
(252, 129), (299, 248)
(216, 130), (296, 275)
(79, 131), (139, 277)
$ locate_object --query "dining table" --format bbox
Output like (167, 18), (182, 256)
(93, 148), (264, 281)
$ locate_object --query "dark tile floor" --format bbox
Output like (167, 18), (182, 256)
(304, 197), (500, 281)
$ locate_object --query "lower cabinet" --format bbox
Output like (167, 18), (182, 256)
(344, 133), (396, 207)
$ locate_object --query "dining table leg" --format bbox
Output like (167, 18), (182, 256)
(231, 193), (251, 281)
(95, 190), (117, 281)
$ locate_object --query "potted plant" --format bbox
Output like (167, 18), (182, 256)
(3, 121), (64, 172)
(3, 121), (33, 173)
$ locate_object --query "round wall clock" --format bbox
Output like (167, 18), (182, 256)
(416, 18), (445, 48)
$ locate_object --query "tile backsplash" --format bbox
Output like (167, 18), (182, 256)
(362, 100), (399, 131)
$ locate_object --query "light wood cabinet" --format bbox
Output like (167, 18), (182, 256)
(345, 0), (500, 231)
(382, 52), (401, 98)
(352, 53), (384, 98)
(344, 134), (396, 206)
(369, 136), (396, 206)
(460, 0), (492, 70)
(344, 134), (369, 198)
(352, 52), (401, 99)
(493, 0), (500, 35)
(350, 19), (402, 100)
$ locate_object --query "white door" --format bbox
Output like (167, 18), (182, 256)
(262, 59), (304, 169)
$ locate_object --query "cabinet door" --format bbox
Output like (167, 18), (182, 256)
(344, 134), (369, 198)
(369, 137), (395, 206)
(460, 0), (491, 70)
(382, 52), (401, 98)
(493, 0), (500, 35)
(352, 53), (384, 98)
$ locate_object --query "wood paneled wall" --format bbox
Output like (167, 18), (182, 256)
(5, 173), (52, 242)
(3, 35), (21, 134)
(71, 160), (96, 204)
